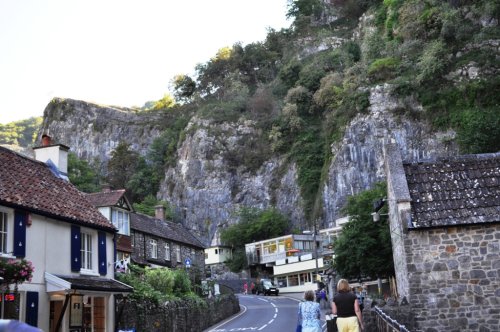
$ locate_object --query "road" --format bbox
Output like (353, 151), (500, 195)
(204, 294), (329, 332)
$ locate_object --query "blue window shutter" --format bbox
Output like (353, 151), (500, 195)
(26, 291), (39, 327)
(98, 232), (107, 275)
(71, 225), (81, 271)
(13, 211), (26, 257)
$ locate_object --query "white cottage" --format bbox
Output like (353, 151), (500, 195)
(0, 136), (132, 331)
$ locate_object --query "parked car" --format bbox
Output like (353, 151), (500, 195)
(256, 279), (279, 296)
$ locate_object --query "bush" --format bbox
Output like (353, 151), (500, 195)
(454, 107), (500, 154)
(278, 60), (302, 90)
(367, 57), (400, 81)
(416, 40), (448, 83)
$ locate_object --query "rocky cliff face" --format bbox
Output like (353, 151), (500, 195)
(159, 86), (459, 243)
(39, 89), (459, 245)
(38, 98), (164, 162)
(321, 84), (458, 226)
(157, 117), (306, 242)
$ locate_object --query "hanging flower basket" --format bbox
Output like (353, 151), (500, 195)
(0, 258), (34, 286)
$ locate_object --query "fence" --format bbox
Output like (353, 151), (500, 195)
(373, 306), (411, 332)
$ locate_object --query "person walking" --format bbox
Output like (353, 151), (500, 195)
(243, 282), (248, 294)
(297, 290), (322, 332)
(332, 279), (364, 331)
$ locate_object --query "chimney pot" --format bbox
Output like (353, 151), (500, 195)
(41, 134), (52, 146)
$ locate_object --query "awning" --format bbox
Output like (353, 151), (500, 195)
(45, 272), (133, 293)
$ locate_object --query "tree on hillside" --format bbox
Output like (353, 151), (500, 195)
(0, 117), (42, 147)
(221, 207), (289, 272)
(68, 153), (101, 193)
(172, 74), (196, 103)
(333, 182), (394, 280)
(107, 141), (140, 193)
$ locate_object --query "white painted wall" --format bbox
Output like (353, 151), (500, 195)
(205, 246), (232, 265)
(1, 205), (117, 332)
(273, 257), (324, 275)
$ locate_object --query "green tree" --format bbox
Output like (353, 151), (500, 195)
(107, 141), (140, 193)
(333, 182), (394, 280)
(221, 207), (289, 272)
(152, 94), (176, 110)
(172, 74), (196, 103)
(0, 117), (42, 147)
(133, 195), (173, 218)
(68, 153), (101, 193)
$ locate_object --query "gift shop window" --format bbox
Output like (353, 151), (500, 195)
(69, 295), (105, 332)
(81, 233), (93, 271)
(0, 292), (19, 320)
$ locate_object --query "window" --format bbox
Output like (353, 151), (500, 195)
(0, 292), (19, 320)
(175, 245), (181, 262)
(111, 209), (129, 235)
(150, 239), (158, 259)
(0, 212), (7, 254)
(165, 243), (170, 261)
(81, 233), (93, 270)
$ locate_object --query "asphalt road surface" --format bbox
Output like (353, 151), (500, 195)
(204, 294), (328, 332)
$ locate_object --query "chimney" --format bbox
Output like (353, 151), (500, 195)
(101, 183), (112, 192)
(33, 134), (70, 180)
(155, 205), (165, 221)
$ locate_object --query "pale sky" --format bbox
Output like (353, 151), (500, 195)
(0, 0), (291, 124)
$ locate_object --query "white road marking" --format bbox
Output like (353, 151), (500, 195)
(258, 324), (267, 331)
(205, 304), (248, 332)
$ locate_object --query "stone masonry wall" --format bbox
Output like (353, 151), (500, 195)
(405, 224), (500, 332)
(116, 294), (240, 332)
(131, 231), (205, 270)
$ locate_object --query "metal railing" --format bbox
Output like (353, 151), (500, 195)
(374, 306), (411, 332)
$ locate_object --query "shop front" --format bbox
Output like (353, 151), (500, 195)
(45, 273), (132, 332)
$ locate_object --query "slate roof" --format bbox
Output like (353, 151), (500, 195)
(131, 213), (205, 249)
(86, 189), (127, 207)
(404, 152), (500, 228)
(0, 146), (116, 232)
(55, 274), (133, 292)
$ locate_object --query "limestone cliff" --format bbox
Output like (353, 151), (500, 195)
(38, 98), (164, 162)
(38, 87), (459, 245)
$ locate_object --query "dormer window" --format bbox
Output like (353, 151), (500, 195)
(111, 209), (130, 235)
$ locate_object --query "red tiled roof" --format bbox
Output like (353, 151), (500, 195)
(0, 146), (116, 231)
(86, 190), (126, 207)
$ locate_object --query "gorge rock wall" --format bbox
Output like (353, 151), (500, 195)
(321, 84), (459, 227)
(39, 88), (459, 245)
(38, 98), (164, 163)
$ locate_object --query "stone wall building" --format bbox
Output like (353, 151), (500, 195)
(384, 144), (499, 332)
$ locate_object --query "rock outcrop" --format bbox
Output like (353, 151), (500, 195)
(38, 83), (460, 245)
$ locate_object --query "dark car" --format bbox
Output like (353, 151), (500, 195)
(256, 279), (279, 296)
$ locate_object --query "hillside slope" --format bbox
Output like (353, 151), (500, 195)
(37, 0), (499, 244)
